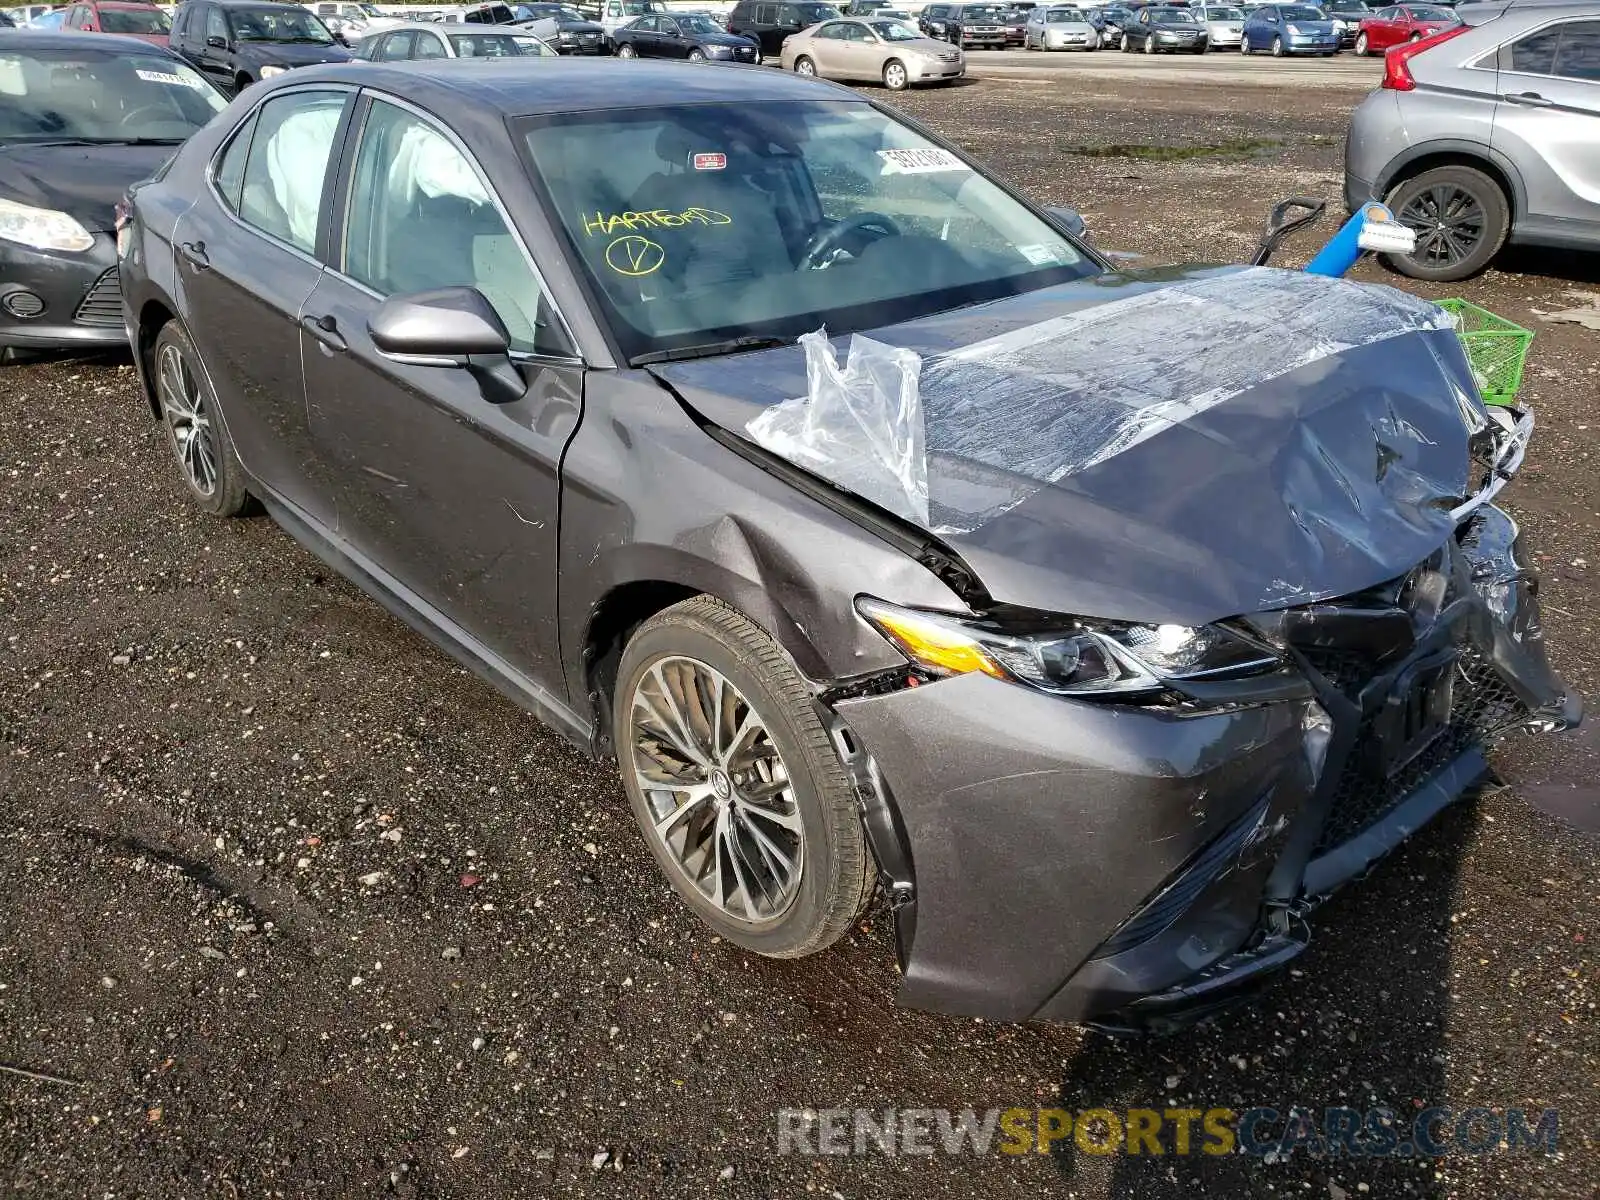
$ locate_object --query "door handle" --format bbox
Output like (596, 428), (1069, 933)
(178, 239), (209, 270)
(1502, 91), (1554, 107)
(301, 312), (347, 352)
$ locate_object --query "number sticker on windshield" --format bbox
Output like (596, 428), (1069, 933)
(876, 147), (969, 176)
(135, 69), (201, 87)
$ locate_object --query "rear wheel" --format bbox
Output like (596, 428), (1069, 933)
(793, 53), (816, 75)
(152, 321), (252, 518)
(883, 57), (908, 89)
(614, 596), (874, 958)
(1384, 163), (1510, 282)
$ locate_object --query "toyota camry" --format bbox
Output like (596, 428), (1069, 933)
(117, 60), (1581, 1029)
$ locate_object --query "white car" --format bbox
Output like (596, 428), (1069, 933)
(1023, 3), (1100, 49)
(596, 0), (667, 36)
(1190, 2), (1244, 47)
(305, 1), (403, 30)
(4, 3), (54, 23)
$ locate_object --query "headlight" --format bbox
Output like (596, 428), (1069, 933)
(857, 598), (1282, 698)
(705, 42), (730, 54)
(929, 21), (945, 30)
(259, 64), (289, 77)
(557, 28), (574, 38)
(0, 196), (95, 253)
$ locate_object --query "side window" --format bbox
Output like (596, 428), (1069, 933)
(1553, 20), (1600, 80)
(380, 30), (414, 57)
(205, 6), (227, 39)
(635, 14), (656, 29)
(1507, 25), (1562, 74)
(660, 16), (680, 33)
(212, 108), (259, 213)
(341, 100), (567, 356)
(170, 6), (186, 35)
(414, 31), (448, 56)
(237, 91), (346, 253)
(780, 4), (801, 23)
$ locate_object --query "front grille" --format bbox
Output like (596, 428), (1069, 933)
(74, 268), (122, 328)
(1308, 648), (1525, 855)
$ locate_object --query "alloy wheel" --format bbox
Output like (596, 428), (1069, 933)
(1272, 34), (1283, 55)
(1398, 183), (1485, 271)
(628, 655), (805, 926)
(1354, 30), (1367, 54)
(795, 54), (815, 74)
(617, 41), (635, 57)
(157, 342), (217, 497)
(689, 47), (705, 60)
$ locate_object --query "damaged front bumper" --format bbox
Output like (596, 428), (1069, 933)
(830, 497), (1580, 1029)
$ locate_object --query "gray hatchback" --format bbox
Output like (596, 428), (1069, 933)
(1345, 0), (1600, 281)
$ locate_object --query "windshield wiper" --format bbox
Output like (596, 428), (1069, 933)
(1, 136), (184, 147)
(630, 335), (789, 366)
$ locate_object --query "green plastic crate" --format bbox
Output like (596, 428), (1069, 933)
(1436, 298), (1533, 407)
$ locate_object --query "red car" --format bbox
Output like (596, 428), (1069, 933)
(60, 0), (172, 44)
(1352, 3), (1457, 55)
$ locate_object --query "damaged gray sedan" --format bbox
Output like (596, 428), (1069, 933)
(118, 60), (1581, 1029)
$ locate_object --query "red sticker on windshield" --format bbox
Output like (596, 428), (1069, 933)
(693, 152), (727, 171)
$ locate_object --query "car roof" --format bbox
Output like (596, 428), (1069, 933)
(285, 55), (849, 114)
(0, 27), (180, 45)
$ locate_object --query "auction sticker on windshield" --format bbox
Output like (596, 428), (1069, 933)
(693, 152), (727, 171)
(135, 69), (203, 87)
(877, 147), (969, 175)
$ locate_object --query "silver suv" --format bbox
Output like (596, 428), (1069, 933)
(1345, 0), (1600, 281)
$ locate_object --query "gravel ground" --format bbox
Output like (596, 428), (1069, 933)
(1, 66), (1596, 1200)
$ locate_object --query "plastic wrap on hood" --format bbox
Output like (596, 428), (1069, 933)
(744, 269), (1462, 535)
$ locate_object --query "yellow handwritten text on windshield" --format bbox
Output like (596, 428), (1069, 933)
(583, 208), (733, 237)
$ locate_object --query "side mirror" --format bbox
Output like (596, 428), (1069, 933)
(368, 286), (526, 404)
(206, 34), (228, 46)
(1043, 204), (1088, 239)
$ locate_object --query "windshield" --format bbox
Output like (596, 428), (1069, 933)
(867, 17), (919, 35)
(1045, 8), (1083, 19)
(0, 46), (225, 142)
(451, 30), (535, 52)
(1201, 5), (1243, 16)
(99, 6), (173, 32)
(796, 3), (838, 18)
(1150, 7), (1197, 19)
(1275, 5), (1325, 17)
(620, 0), (666, 11)
(229, 6), (336, 40)
(677, 13), (720, 31)
(961, 5), (1008, 18)
(520, 101), (1093, 362)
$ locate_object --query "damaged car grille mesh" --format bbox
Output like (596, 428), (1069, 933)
(73, 269), (122, 329)
(1308, 649), (1526, 855)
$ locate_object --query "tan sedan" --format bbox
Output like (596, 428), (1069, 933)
(779, 17), (965, 90)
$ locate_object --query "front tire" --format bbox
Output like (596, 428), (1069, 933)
(616, 41), (636, 57)
(793, 53), (815, 75)
(1354, 31), (1369, 54)
(1271, 34), (1284, 56)
(1384, 164), (1510, 283)
(1143, 32), (1155, 52)
(883, 57), (908, 89)
(152, 321), (252, 518)
(688, 47), (705, 61)
(614, 596), (874, 958)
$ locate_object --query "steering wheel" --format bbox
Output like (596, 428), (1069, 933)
(798, 211), (902, 270)
(119, 104), (170, 128)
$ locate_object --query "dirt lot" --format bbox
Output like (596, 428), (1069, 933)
(2, 63), (1596, 1200)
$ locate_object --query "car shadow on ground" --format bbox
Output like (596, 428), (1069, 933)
(1047, 802), (1478, 1196)
(1494, 246), (1600, 288)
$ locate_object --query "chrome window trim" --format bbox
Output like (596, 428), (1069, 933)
(335, 89), (584, 366)
(202, 82), (357, 271)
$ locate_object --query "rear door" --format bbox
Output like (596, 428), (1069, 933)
(301, 93), (583, 690)
(1493, 18), (1600, 232)
(171, 85), (354, 529)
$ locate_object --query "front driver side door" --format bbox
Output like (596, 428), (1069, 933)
(301, 94), (583, 693)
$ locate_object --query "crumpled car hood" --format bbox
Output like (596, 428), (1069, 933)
(0, 141), (176, 232)
(652, 266), (1491, 627)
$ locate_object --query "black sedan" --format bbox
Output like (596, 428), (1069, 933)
(610, 12), (759, 61)
(0, 31), (226, 362)
(512, 2), (607, 52)
(1121, 3), (1207, 51)
(117, 59), (1579, 1029)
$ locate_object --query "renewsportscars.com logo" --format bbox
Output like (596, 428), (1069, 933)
(775, 1106), (1561, 1159)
